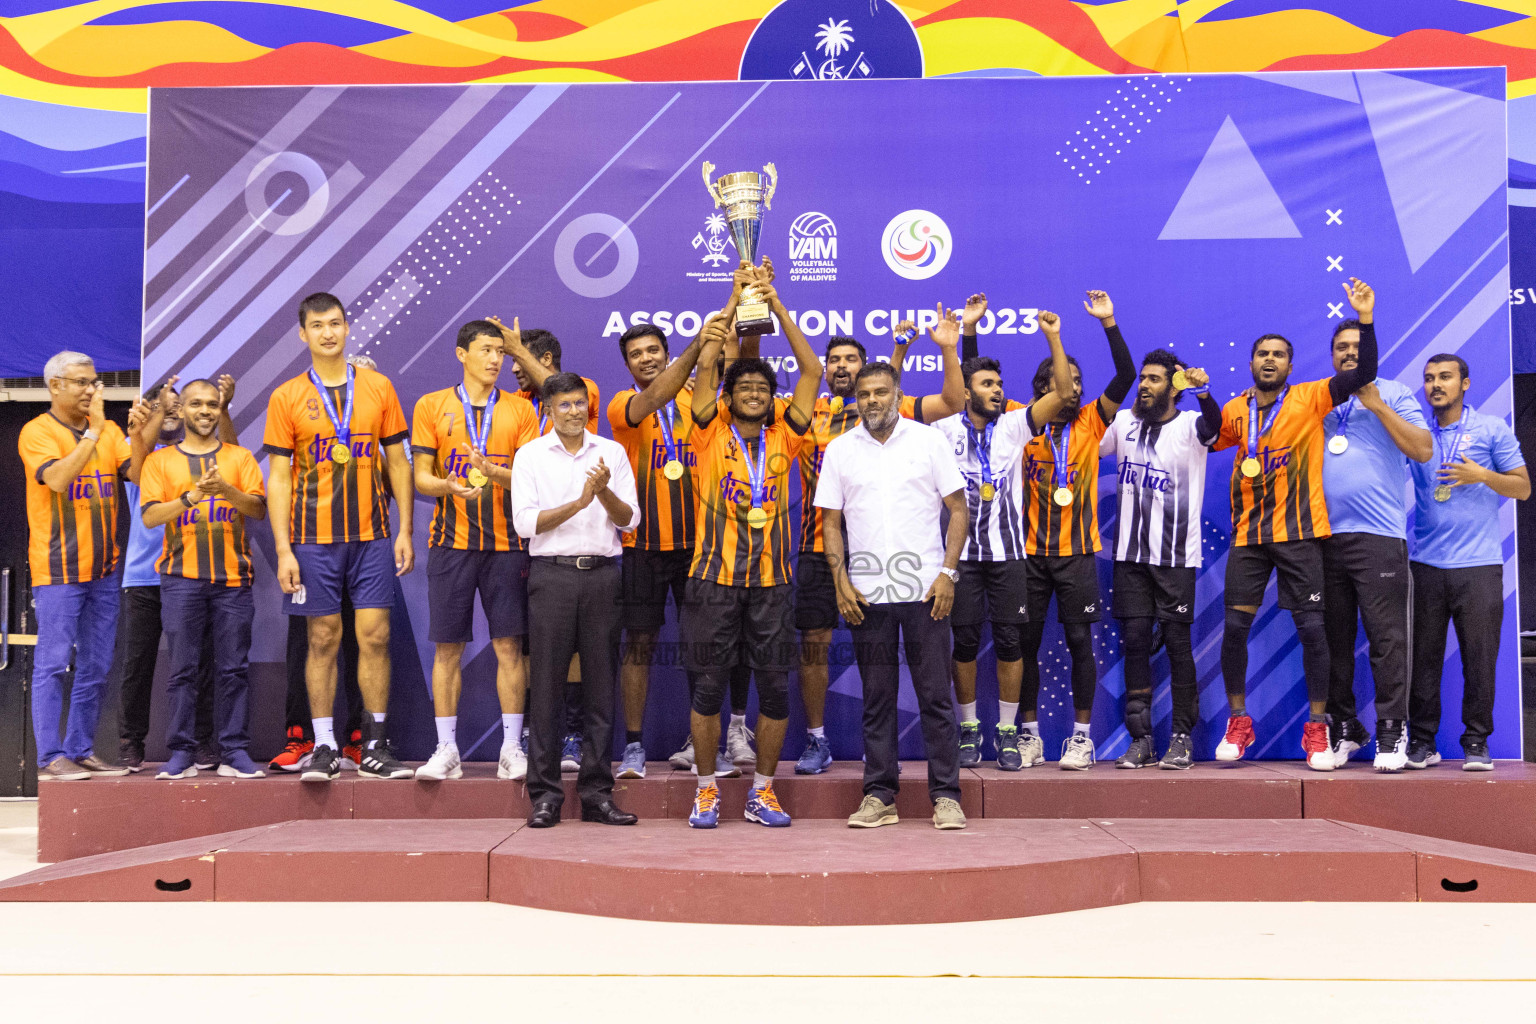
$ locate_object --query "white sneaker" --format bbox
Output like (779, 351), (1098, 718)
(726, 720), (756, 766)
(1060, 733), (1095, 770)
(1374, 730), (1408, 773)
(1018, 732), (1045, 767)
(416, 742), (462, 781)
(497, 742), (527, 781)
(669, 738), (695, 770)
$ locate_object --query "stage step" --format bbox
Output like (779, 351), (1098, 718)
(5, 817), (1535, 923)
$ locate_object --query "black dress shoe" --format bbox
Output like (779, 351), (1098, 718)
(528, 801), (561, 828)
(581, 800), (638, 826)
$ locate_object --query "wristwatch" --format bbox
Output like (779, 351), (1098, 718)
(180, 492), (195, 508)
(938, 566), (959, 584)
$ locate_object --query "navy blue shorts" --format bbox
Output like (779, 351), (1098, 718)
(283, 538), (396, 618)
(427, 547), (529, 644)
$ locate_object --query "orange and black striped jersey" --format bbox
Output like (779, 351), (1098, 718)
(688, 404), (809, 587)
(263, 365), (409, 545)
(609, 386), (696, 551)
(520, 377), (601, 436)
(796, 394), (923, 553)
(19, 413), (131, 585)
(412, 386), (539, 551)
(1214, 378), (1334, 545)
(1021, 402), (1111, 556)
(138, 443), (265, 586)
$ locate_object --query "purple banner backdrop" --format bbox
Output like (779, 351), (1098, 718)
(143, 70), (1517, 762)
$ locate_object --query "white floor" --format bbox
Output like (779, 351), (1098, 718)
(1, 799), (1532, 1018)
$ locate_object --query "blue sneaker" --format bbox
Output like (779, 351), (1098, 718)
(795, 733), (832, 775)
(745, 783), (791, 827)
(689, 784), (720, 829)
(957, 720), (982, 768)
(560, 733), (581, 772)
(216, 750), (266, 778)
(995, 725), (1023, 771)
(156, 750), (198, 780)
(617, 742), (646, 779)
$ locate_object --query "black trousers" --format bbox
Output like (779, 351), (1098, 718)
(1409, 562), (1502, 747)
(282, 600), (363, 737)
(527, 559), (621, 809)
(1323, 534), (1411, 722)
(117, 585), (213, 749)
(851, 599), (960, 806)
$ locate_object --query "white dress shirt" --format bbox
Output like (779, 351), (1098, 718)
(511, 430), (639, 557)
(813, 416), (965, 604)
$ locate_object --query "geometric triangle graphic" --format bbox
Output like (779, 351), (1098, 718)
(1158, 116), (1303, 240)
(1241, 71), (1360, 105)
(1355, 70), (1506, 272)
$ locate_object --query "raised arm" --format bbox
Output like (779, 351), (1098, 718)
(917, 303), (964, 422)
(1083, 290), (1135, 419)
(41, 385), (107, 493)
(1025, 311), (1073, 429)
(960, 293), (985, 363)
(756, 267), (821, 430)
(692, 314), (729, 426)
(217, 374), (239, 445)
(889, 317), (917, 383)
(489, 316), (551, 394)
(1328, 278), (1378, 405)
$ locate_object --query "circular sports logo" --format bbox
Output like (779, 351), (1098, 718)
(881, 210), (951, 280)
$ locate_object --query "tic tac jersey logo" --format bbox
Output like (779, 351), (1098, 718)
(738, 0), (924, 82)
(881, 210), (952, 280)
(788, 212), (836, 283)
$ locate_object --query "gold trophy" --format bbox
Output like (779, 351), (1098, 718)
(703, 161), (778, 335)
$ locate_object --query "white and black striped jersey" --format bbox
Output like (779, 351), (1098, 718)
(1100, 408), (1212, 568)
(934, 407), (1038, 562)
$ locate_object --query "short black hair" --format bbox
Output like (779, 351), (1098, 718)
(180, 378), (221, 403)
(1032, 354), (1082, 400)
(853, 361), (897, 390)
(722, 356), (777, 398)
(1251, 333), (1293, 359)
(298, 292), (345, 327)
(961, 356), (1001, 390)
(1426, 353), (1470, 380)
(1139, 349), (1184, 404)
(825, 336), (867, 362)
(540, 371), (588, 406)
(522, 328), (561, 370)
(619, 323), (668, 362)
(1331, 318), (1363, 345)
(456, 319), (501, 351)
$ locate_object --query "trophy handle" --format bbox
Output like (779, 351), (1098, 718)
(762, 162), (778, 210)
(701, 161), (723, 207)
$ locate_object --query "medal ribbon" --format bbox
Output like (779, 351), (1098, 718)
(1050, 420), (1072, 493)
(1246, 385), (1289, 463)
(308, 364), (354, 459)
(457, 385), (497, 458)
(730, 423), (768, 510)
(529, 392), (547, 433)
(1433, 416), (1467, 475)
(965, 418), (995, 496)
(1335, 396), (1354, 443)
(656, 400), (680, 469)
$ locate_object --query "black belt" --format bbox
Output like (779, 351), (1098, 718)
(536, 555), (616, 570)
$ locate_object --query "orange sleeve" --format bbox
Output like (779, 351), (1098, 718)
(235, 448), (266, 497)
(110, 425), (132, 472)
(138, 451), (172, 507)
(511, 400), (538, 451)
(411, 393), (439, 452)
(607, 390), (635, 438)
(379, 378), (409, 443)
(1300, 378), (1334, 419)
(263, 387), (295, 453)
(1213, 399), (1244, 452)
(18, 420), (61, 483)
(587, 379), (602, 432)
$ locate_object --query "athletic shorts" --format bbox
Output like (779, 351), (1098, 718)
(284, 538), (395, 617)
(1224, 539), (1325, 612)
(794, 552), (839, 632)
(680, 577), (795, 674)
(1112, 562), (1196, 623)
(426, 547), (528, 644)
(618, 547), (692, 633)
(1024, 553), (1103, 623)
(952, 559), (1030, 627)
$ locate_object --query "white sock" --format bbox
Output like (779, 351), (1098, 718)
(1022, 721), (1040, 737)
(999, 701), (1020, 727)
(312, 717), (335, 750)
(730, 713), (746, 730)
(809, 726), (826, 739)
(1073, 721), (1091, 738)
(753, 772), (772, 790)
(371, 711), (386, 724)
(502, 713), (523, 746)
(958, 702), (978, 723)
(434, 716), (456, 747)
(696, 773), (715, 790)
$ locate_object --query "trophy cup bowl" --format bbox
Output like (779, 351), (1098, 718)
(703, 161), (778, 336)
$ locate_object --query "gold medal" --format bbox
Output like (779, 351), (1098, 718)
(663, 459), (684, 481)
(1171, 370), (1189, 391)
(330, 442), (351, 464)
(829, 396), (844, 415)
(1053, 486), (1073, 507)
(746, 506), (768, 529)
(467, 468), (488, 489)
(980, 482), (996, 502)
(1240, 457), (1261, 478)
(1434, 484), (1452, 502)
(1328, 435), (1349, 455)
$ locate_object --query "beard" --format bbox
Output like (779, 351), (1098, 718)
(1133, 387), (1172, 421)
(861, 403), (898, 433)
(967, 396), (1000, 422)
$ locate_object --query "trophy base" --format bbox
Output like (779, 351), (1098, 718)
(735, 300), (777, 336)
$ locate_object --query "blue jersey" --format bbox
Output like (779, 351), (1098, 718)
(1321, 378), (1427, 540)
(1408, 405), (1525, 569)
(120, 480), (163, 589)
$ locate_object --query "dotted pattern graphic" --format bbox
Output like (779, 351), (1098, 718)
(1057, 78), (1191, 185)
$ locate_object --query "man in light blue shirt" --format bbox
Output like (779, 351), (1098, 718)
(1320, 319), (1432, 772)
(1407, 354), (1529, 771)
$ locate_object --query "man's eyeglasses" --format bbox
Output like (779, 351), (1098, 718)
(55, 376), (101, 390)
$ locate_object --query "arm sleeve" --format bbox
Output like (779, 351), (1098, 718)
(1100, 418), (1118, 457)
(263, 389), (295, 456)
(379, 380), (409, 447)
(1393, 386), (1429, 429)
(1102, 323), (1136, 405)
(237, 449), (266, 497)
(607, 391), (634, 435)
(138, 453), (169, 505)
(1211, 402), (1242, 452)
(812, 441), (844, 510)
(586, 380), (602, 433)
(512, 402), (539, 451)
(510, 451), (540, 539)
(19, 421), (61, 484)
(112, 427), (132, 475)
(1196, 392), (1223, 445)
(1327, 320), (1379, 405)
(1491, 422), (1527, 473)
(606, 442), (640, 530)
(961, 331), (978, 363)
(932, 432), (966, 496)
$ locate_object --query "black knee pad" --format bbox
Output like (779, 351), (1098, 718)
(755, 672), (790, 721)
(1124, 690), (1152, 738)
(991, 622), (1022, 663)
(1224, 606), (1256, 641)
(952, 622), (982, 664)
(1160, 619), (1192, 656)
(1120, 616), (1153, 657)
(1063, 621), (1095, 661)
(1293, 609), (1326, 646)
(690, 673), (727, 718)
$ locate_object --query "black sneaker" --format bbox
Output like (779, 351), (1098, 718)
(1116, 735), (1158, 769)
(1462, 739), (1494, 772)
(957, 720), (982, 768)
(1159, 732), (1194, 770)
(994, 724), (1022, 771)
(301, 743), (340, 783)
(119, 739), (145, 774)
(358, 741), (414, 780)
(1404, 738), (1441, 770)
(1329, 716), (1370, 767)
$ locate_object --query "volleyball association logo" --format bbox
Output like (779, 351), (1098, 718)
(880, 209), (951, 280)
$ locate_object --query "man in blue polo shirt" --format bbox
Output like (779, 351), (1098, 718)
(1320, 319), (1432, 772)
(1407, 354), (1529, 771)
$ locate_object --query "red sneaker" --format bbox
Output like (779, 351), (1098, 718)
(268, 726), (313, 772)
(1215, 714), (1255, 761)
(341, 729), (363, 770)
(1302, 720), (1335, 772)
